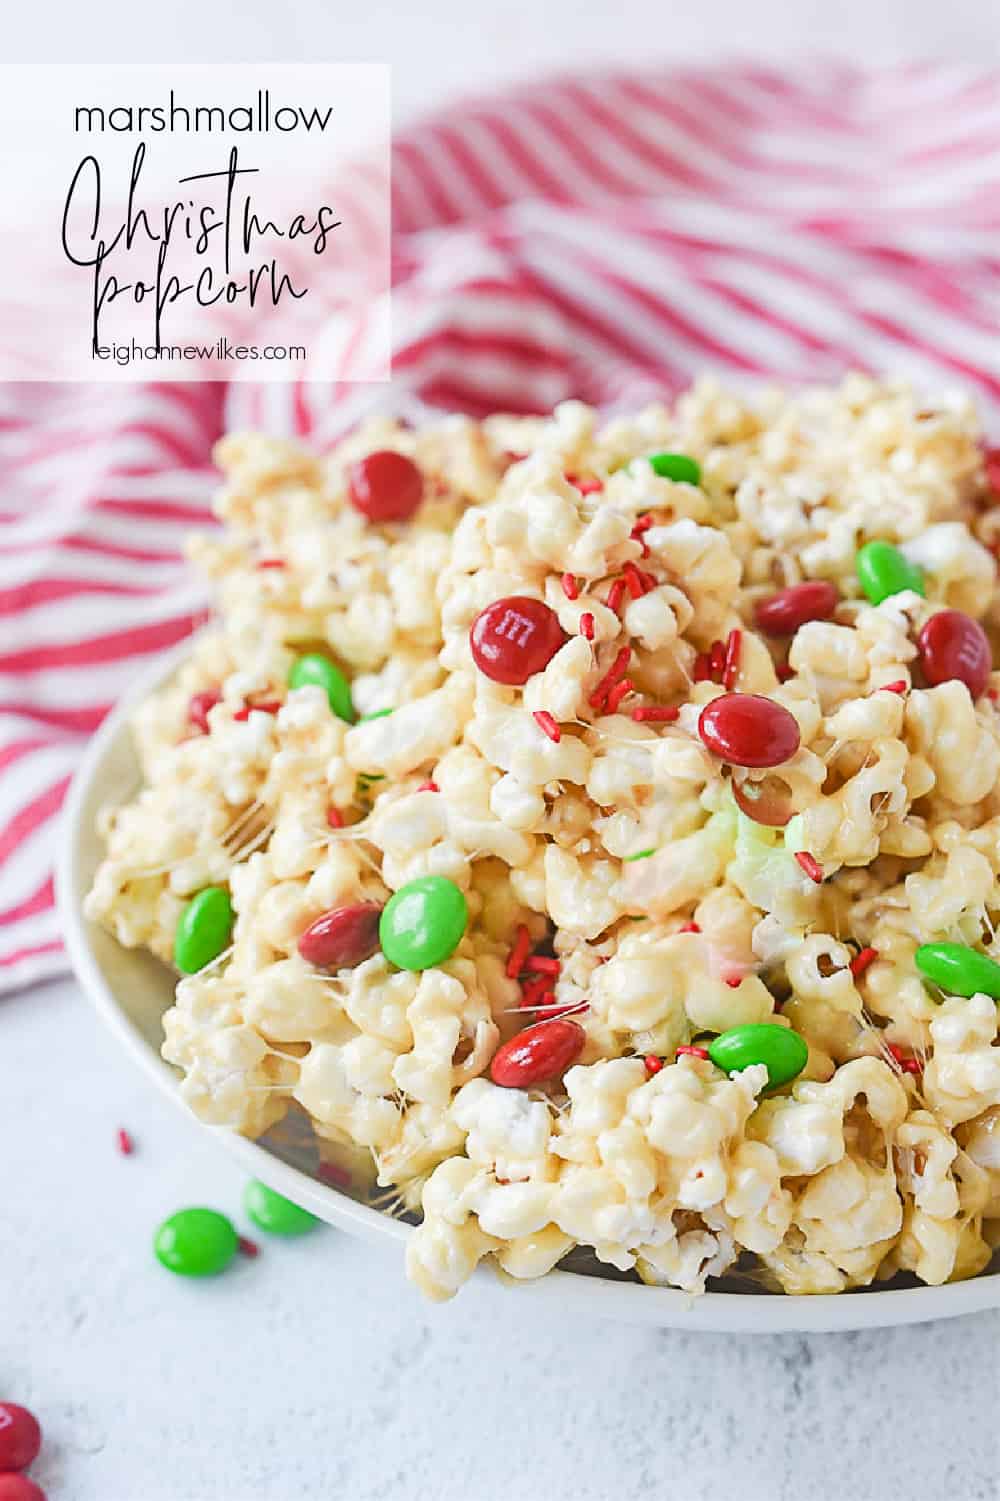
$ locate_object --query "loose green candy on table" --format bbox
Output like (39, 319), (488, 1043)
(379, 875), (468, 971)
(288, 652), (354, 722)
(243, 1179), (319, 1237)
(914, 942), (1000, 1000)
(855, 541), (925, 606)
(647, 452), (701, 485)
(707, 1022), (809, 1090)
(154, 1208), (238, 1277)
(173, 886), (234, 974)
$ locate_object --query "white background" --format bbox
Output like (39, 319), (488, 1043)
(5, 5), (1000, 1500)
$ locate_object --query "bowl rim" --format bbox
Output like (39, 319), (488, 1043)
(55, 641), (1000, 1332)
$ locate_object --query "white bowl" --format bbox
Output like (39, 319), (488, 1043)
(56, 644), (1000, 1331)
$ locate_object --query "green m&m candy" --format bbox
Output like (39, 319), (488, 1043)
(379, 876), (468, 971)
(915, 942), (1000, 1000)
(708, 1023), (808, 1090)
(173, 886), (234, 974)
(154, 1208), (238, 1277)
(288, 652), (354, 722)
(855, 541), (925, 606)
(647, 452), (701, 485)
(243, 1179), (318, 1237)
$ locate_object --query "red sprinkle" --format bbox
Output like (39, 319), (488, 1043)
(567, 473), (604, 495)
(644, 1054), (663, 1075)
(676, 1045), (710, 1061)
(526, 954), (560, 974)
(623, 562), (649, 599)
(776, 663), (796, 682)
(237, 1235), (260, 1259)
(318, 1161), (352, 1189)
(880, 680), (908, 695)
(233, 700), (281, 721)
(902, 1057), (924, 1075)
(506, 924), (532, 979)
(632, 704), (680, 722)
(256, 557), (286, 570)
(678, 920), (701, 933)
(850, 946), (879, 979)
(693, 651), (713, 683)
(722, 629), (742, 691)
(631, 515), (653, 557)
(533, 709), (561, 743)
(795, 851), (824, 884)
(983, 446), (1000, 495)
(724, 976), (741, 988)
(606, 578), (626, 615)
(416, 780), (440, 793)
(116, 1128), (134, 1156)
(590, 646), (632, 708)
(709, 639), (726, 679)
(561, 572), (579, 600)
(580, 612), (595, 641)
(605, 677), (633, 714)
(326, 806), (345, 829)
(887, 1043), (923, 1075)
(188, 689), (221, 735)
(520, 975), (551, 1007)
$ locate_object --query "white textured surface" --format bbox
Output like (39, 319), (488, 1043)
(2, 977), (998, 1501)
(6, 5), (1000, 1496)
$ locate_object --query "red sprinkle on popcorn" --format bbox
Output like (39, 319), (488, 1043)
(567, 473), (604, 495)
(506, 924), (532, 979)
(795, 851), (824, 884)
(678, 920), (701, 933)
(416, 780), (440, 793)
(776, 663), (796, 682)
(606, 578), (626, 615)
(631, 704), (680, 722)
(880, 680), (908, 695)
(722, 629), (742, 691)
(233, 700), (281, 721)
(561, 572), (579, 600)
(605, 677), (633, 714)
(644, 1054), (663, 1075)
(724, 976), (741, 988)
(623, 562), (649, 599)
(326, 806), (345, 829)
(526, 955), (560, 974)
(709, 639), (726, 679)
(693, 651), (713, 683)
(676, 1045), (711, 1061)
(590, 646), (632, 709)
(850, 946), (879, 979)
(256, 557), (286, 569)
(580, 612), (596, 641)
(533, 709), (561, 742)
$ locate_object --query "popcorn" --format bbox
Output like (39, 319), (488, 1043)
(87, 379), (1000, 1304)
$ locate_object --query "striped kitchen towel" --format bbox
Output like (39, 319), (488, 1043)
(3, 61), (1000, 991)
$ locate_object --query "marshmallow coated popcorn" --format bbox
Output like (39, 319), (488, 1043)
(87, 378), (1000, 1301)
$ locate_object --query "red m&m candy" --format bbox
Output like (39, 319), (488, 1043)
(699, 693), (801, 768)
(470, 597), (566, 685)
(297, 904), (383, 970)
(348, 451), (424, 523)
(0, 1478), (47, 1501)
(0, 1403), (41, 1473)
(916, 610), (991, 699)
(490, 1019), (585, 1087)
(753, 581), (839, 636)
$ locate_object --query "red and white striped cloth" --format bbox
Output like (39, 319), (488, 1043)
(3, 61), (1000, 992)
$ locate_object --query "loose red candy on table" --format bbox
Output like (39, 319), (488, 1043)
(469, 596), (567, 685)
(916, 610), (991, 699)
(347, 451), (424, 523)
(490, 1019), (585, 1087)
(0, 1477), (47, 1501)
(297, 904), (383, 969)
(0, 1403), (42, 1472)
(698, 693), (801, 768)
(753, 581), (839, 636)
